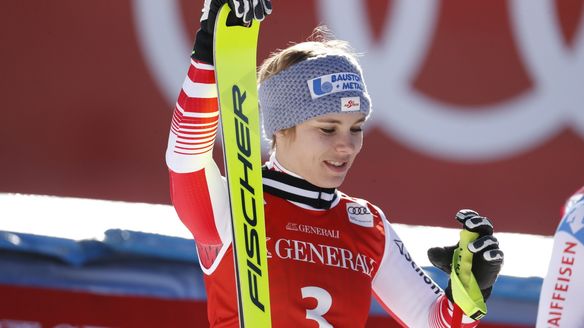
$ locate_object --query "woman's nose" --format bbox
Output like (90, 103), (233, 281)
(335, 133), (357, 154)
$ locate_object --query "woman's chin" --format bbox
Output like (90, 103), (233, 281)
(313, 174), (346, 189)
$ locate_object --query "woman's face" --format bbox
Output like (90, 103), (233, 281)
(275, 112), (365, 188)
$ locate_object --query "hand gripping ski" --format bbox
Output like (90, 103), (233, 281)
(451, 210), (488, 326)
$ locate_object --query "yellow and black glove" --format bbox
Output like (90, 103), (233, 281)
(193, 0), (272, 64)
(428, 209), (504, 320)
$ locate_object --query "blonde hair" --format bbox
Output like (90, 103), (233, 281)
(259, 26), (359, 150)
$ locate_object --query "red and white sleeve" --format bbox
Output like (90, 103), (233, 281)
(166, 59), (218, 171)
(166, 59), (232, 272)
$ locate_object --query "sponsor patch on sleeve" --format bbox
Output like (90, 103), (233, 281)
(346, 202), (374, 227)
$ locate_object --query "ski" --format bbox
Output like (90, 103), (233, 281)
(213, 5), (272, 327)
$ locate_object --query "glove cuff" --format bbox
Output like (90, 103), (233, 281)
(192, 26), (214, 64)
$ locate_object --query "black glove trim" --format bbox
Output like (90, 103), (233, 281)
(192, 28), (214, 64)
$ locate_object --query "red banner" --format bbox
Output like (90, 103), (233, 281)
(0, 284), (206, 327)
(0, 284), (526, 328)
(1, 0), (583, 235)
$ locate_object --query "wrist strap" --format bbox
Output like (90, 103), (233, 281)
(450, 270), (486, 320)
(450, 230), (487, 320)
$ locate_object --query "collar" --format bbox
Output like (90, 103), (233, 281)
(262, 153), (339, 210)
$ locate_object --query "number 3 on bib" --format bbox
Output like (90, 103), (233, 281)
(301, 286), (333, 328)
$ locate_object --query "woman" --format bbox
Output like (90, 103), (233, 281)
(165, 1), (503, 326)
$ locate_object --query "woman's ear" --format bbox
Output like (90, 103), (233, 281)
(273, 127), (296, 148)
(274, 130), (287, 144)
(272, 132), (281, 150)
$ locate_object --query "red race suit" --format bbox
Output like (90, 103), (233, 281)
(165, 60), (478, 328)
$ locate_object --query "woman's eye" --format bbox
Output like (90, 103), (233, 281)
(320, 128), (335, 134)
(351, 127), (363, 133)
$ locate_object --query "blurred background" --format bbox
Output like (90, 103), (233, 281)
(1, 0), (583, 327)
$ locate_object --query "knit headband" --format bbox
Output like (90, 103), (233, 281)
(258, 54), (371, 139)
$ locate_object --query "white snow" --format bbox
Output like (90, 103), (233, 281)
(0, 193), (552, 278)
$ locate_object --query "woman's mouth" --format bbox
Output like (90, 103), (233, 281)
(324, 160), (348, 172)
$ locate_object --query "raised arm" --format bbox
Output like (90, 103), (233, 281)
(165, 0), (272, 272)
(165, 0), (229, 271)
(166, 57), (231, 271)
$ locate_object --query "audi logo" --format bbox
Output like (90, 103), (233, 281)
(133, 0), (584, 161)
(347, 206), (371, 215)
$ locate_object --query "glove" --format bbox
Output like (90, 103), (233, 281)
(228, 0), (272, 24)
(427, 210), (504, 315)
(193, 0), (272, 64)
